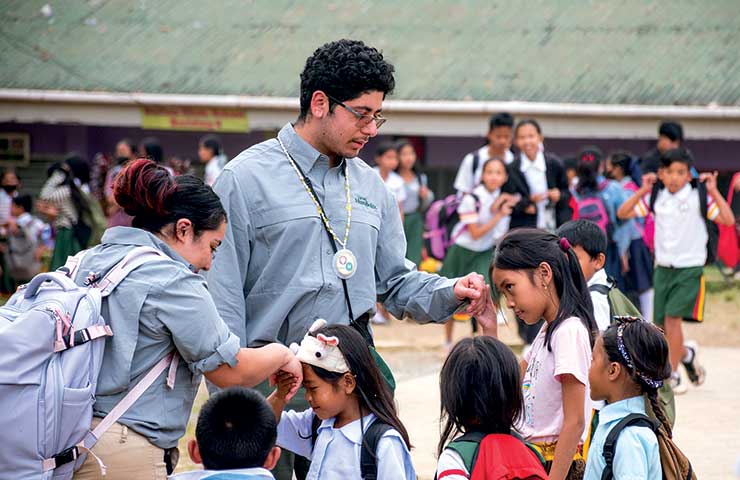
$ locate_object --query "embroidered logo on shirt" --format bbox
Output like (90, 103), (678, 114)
(354, 195), (377, 210)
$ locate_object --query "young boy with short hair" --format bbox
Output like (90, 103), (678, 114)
(453, 112), (515, 193)
(617, 147), (735, 393)
(170, 387), (281, 479)
(556, 219), (613, 332)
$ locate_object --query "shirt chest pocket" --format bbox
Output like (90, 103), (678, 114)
(252, 204), (324, 255)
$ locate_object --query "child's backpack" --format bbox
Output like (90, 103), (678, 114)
(424, 193), (480, 261)
(437, 431), (548, 480)
(649, 180), (718, 265)
(622, 179), (655, 253)
(0, 246), (178, 479)
(310, 414), (392, 480)
(588, 278), (643, 323)
(575, 181), (613, 237)
(600, 413), (696, 480)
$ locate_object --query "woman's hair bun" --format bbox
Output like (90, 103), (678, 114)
(113, 158), (177, 218)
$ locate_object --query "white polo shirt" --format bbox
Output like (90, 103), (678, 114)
(633, 183), (719, 268)
(520, 152), (555, 230)
(454, 146), (515, 193)
(451, 185), (510, 252)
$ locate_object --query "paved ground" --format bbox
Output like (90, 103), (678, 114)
(375, 320), (740, 480)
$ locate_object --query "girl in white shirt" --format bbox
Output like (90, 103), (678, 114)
(268, 320), (415, 480)
(199, 135), (228, 187)
(440, 157), (517, 347)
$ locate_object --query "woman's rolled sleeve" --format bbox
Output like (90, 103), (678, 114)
(152, 270), (241, 374)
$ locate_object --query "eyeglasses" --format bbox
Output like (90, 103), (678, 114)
(326, 94), (387, 129)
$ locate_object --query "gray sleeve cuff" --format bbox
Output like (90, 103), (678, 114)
(188, 331), (241, 374)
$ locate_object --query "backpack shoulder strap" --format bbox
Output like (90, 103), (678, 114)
(648, 182), (663, 213)
(601, 413), (657, 480)
(360, 420), (394, 480)
(509, 430), (547, 467)
(446, 431), (486, 474)
(697, 181), (708, 219)
(588, 284), (612, 296)
(310, 412), (321, 447)
(471, 151), (480, 178)
(96, 246), (166, 297)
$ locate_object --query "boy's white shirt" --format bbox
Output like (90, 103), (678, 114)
(454, 146), (515, 193)
(169, 466), (275, 479)
(634, 183), (719, 268)
(588, 268), (611, 411)
(588, 268), (612, 333)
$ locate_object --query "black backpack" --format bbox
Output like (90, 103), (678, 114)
(309, 414), (392, 480)
(649, 180), (718, 265)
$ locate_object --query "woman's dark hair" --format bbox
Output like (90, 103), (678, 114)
(514, 119), (542, 136)
(438, 336), (522, 455)
(307, 324), (411, 449)
(575, 146), (603, 195)
(200, 135), (222, 156)
(607, 150), (634, 179)
(113, 158), (226, 235)
(602, 320), (673, 436)
(394, 139), (422, 177)
(374, 141), (397, 159)
(64, 153), (91, 186)
(298, 39), (395, 120)
(47, 161), (91, 220)
(141, 137), (164, 164)
(117, 138), (136, 156)
(492, 228), (597, 350)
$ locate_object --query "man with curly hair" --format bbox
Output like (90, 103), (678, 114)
(207, 39), (489, 478)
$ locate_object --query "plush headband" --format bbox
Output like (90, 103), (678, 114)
(290, 319), (350, 374)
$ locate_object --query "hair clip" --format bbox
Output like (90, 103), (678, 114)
(558, 237), (572, 252)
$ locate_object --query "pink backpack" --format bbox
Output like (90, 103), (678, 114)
(624, 180), (655, 253)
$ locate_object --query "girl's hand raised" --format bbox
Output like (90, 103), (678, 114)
(271, 370), (301, 402)
(474, 286), (499, 338)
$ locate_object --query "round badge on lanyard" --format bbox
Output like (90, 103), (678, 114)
(333, 248), (357, 279)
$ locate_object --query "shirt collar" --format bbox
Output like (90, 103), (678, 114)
(520, 151), (546, 173)
(599, 395), (647, 424)
(587, 268), (609, 287)
(199, 467), (274, 478)
(667, 182), (693, 199)
(317, 413), (377, 445)
(100, 226), (193, 270)
(277, 123), (333, 174)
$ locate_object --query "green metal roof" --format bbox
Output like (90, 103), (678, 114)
(2, 1), (739, 106)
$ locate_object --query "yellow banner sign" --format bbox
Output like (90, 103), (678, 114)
(141, 106), (249, 132)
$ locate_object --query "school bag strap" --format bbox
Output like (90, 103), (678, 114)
(445, 431), (486, 474)
(309, 413), (393, 480)
(471, 151), (480, 180)
(600, 413), (658, 480)
(648, 181), (663, 213)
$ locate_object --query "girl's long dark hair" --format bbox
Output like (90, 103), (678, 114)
(493, 228), (597, 350)
(48, 160), (91, 220)
(309, 325), (411, 449)
(394, 138), (422, 177)
(438, 336), (522, 455)
(575, 146), (603, 195)
(602, 320), (673, 436)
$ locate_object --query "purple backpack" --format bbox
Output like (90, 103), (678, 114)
(424, 193), (481, 261)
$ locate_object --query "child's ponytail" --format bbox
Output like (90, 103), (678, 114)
(494, 229), (597, 350)
(602, 319), (673, 436)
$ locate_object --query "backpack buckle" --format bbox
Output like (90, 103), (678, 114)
(47, 445), (79, 470)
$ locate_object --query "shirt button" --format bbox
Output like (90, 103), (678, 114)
(326, 250), (333, 255)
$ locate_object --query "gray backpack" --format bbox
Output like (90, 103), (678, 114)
(0, 246), (178, 479)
